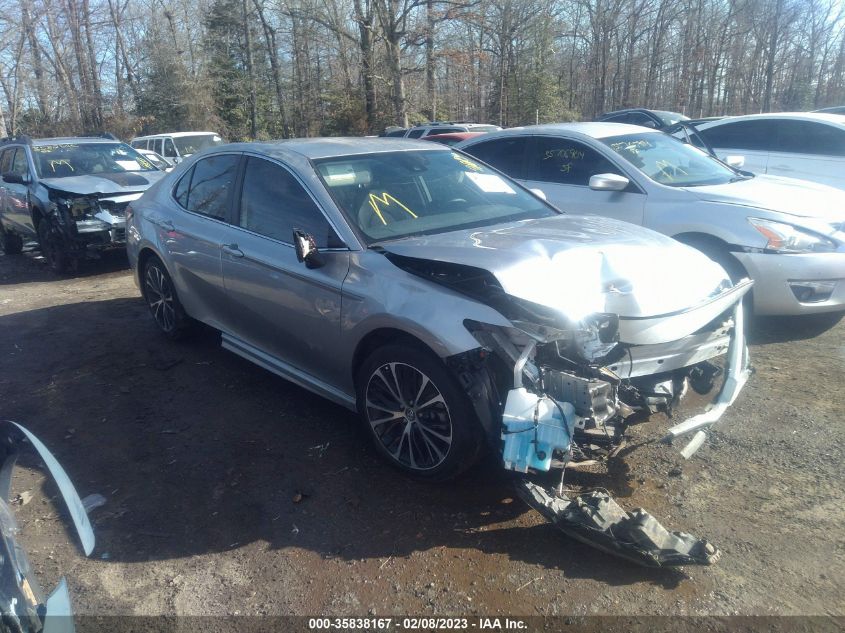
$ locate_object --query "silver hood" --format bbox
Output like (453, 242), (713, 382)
(685, 175), (845, 225)
(40, 170), (166, 197)
(381, 215), (750, 345)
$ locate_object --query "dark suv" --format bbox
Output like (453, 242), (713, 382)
(0, 135), (165, 272)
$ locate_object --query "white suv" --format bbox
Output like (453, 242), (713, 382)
(686, 113), (845, 190)
(130, 132), (224, 166)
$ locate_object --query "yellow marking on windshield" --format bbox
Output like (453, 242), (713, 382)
(49, 159), (74, 173)
(368, 192), (418, 225)
(452, 153), (482, 172)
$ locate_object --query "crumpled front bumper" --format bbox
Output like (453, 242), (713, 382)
(662, 300), (751, 458)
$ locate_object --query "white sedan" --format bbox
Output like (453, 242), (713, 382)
(457, 123), (845, 316)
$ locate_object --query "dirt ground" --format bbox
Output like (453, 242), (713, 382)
(0, 246), (843, 620)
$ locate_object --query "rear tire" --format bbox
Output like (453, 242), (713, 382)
(142, 257), (192, 340)
(356, 344), (483, 481)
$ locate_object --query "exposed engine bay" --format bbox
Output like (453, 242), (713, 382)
(388, 251), (753, 566)
(44, 186), (136, 255)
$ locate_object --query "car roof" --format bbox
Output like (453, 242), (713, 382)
(699, 112), (845, 126)
(134, 131), (220, 139)
(460, 122), (660, 142)
(423, 132), (485, 140)
(210, 137), (448, 161)
(31, 137), (122, 146)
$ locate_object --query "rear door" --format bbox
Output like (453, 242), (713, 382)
(697, 119), (774, 174)
(769, 120), (845, 189)
(156, 153), (241, 330)
(221, 155), (350, 387)
(520, 135), (646, 223)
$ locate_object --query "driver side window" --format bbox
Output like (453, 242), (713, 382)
(11, 149), (30, 177)
(238, 157), (340, 248)
(529, 137), (621, 186)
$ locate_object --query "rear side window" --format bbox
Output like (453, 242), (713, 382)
(627, 112), (658, 128)
(775, 121), (845, 156)
(699, 120), (774, 151)
(461, 137), (528, 179)
(427, 127), (462, 135)
(529, 137), (621, 186)
(180, 154), (240, 220)
(238, 157), (338, 247)
(407, 129), (425, 139)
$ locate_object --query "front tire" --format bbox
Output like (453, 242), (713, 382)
(142, 257), (192, 339)
(37, 219), (69, 274)
(357, 344), (483, 481)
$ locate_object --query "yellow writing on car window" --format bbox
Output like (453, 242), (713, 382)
(559, 162), (572, 173)
(543, 148), (585, 161)
(49, 159), (74, 172)
(368, 192), (418, 225)
(452, 153), (482, 172)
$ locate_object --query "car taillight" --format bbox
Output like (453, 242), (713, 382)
(125, 205), (134, 223)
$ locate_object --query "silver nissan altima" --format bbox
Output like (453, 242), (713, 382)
(126, 138), (751, 480)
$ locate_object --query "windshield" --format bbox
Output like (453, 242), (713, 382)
(173, 134), (224, 156)
(602, 133), (738, 187)
(315, 150), (555, 243)
(33, 143), (158, 178)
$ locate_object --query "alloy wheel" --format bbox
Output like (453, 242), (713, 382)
(144, 264), (177, 333)
(364, 362), (453, 471)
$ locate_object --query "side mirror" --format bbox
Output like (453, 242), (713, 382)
(2, 172), (28, 185)
(725, 155), (745, 169)
(293, 229), (324, 269)
(589, 173), (630, 192)
(529, 188), (547, 201)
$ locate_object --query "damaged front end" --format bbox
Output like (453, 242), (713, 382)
(43, 187), (137, 258)
(386, 242), (752, 567)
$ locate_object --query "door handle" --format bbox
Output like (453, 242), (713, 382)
(222, 243), (244, 258)
(771, 164), (793, 171)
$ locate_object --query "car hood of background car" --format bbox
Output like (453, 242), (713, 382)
(381, 214), (745, 344)
(40, 171), (166, 196)
(683, 175), (845, 225)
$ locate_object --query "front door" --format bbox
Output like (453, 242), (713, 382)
(221, 155), (350, 388)
(5, 148), (34, 234)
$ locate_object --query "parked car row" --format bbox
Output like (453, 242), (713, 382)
(1, 113), (842, 570)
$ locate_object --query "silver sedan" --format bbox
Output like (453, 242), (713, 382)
(127, 138), (750, 480)
(458, 123), (845, 316)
